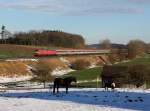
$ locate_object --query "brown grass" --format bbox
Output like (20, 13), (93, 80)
(65, 55), (105, 65)
(0, 61), (35, 77)
(39, 58), (67, 69)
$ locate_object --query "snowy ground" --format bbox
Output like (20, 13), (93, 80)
(0, 88), (150, 111)
(0, 76), (32, 83)
(51, 68), (74, 76)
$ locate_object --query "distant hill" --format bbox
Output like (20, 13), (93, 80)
(0, 30), (85, 48)
(87, 43), (127, 49)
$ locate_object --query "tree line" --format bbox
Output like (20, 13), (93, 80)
(100, 39), (150, 61)
(0, 30), (85, 48)
(102, 64), (150, 88)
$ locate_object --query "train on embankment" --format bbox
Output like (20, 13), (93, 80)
(34, 49), (111, 56)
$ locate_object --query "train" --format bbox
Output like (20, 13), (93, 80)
(34, 49), (111, 56)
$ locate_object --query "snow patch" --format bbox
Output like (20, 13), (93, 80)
(0, 76), (32, 83)
(77, 79), (101, 83)
(89, 63), (97, 68)
(60, 57), (71, 66)
(51, 67), (75, 76)
(5, 59), (38, 62)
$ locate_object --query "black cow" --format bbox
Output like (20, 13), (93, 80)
(53, 76), (77, 94)
(104, 82), (115, 91)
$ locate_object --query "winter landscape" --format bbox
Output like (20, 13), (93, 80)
(0, 0), (150, 111)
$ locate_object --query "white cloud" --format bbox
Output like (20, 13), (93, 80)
(0, 0), (63, 12)
(0, 0), (145, 15)
(128, 0), (150, 3)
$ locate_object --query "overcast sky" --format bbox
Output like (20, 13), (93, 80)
(0, 0), (150, 44)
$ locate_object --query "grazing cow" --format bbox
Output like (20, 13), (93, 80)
(53, 76), (77, 94)
(104, 82), (115, 91)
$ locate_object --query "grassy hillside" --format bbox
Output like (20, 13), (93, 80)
(0, 44), (40, 58)
(0, 44), (57, 58)
(62, 67), (102, 81)
(117, 54), (150, 66)
(62, 67), (102, 87)
(62, 55), (150, 82)
(62, 54), (150, 88)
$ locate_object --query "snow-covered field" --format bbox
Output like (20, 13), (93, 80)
(0, 88), (150, 111)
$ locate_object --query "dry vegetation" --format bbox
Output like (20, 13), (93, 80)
(40, 58), (67, 69)
(0, 57), (68, 77)
(127, 40), (146, 59)
(0, 61), (35, 77)
(31, 61), (54, 88)
(65, 55), (107, 65)
(71, 59), (91, 70)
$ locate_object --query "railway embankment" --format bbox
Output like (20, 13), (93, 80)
(0, 55), (109, 80)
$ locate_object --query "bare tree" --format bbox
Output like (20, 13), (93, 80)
(146, 43), (150, 53)
(100, 39), (111, 49)
(127, 39), (146, 59)
(71, 59), (91, 70)
(31, 61), (54, 88)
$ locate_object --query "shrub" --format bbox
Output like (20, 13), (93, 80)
(108, 54), (118, 63)
(128, 64), (150, 87)
(31, 61), (54, 88)
(101, 65), (129, 87)
(127, 40), (146, 59)
(102, 65), (150, 88)
(71, 59), (90, 70)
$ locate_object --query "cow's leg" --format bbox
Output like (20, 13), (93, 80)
(53, 82), (56, 93)
(104, 84), (108, 91)
(111, 86), (115, 91)
(66, 84), (69, 94)
(106, 87), (108, 91)
(105, 87), (107, 91)
(57, 84), (59, 93)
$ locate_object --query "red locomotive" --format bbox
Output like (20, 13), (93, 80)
(34, 49), (57, 56)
